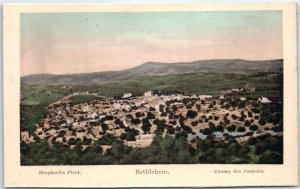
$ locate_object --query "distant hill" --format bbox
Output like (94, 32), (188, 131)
(21, 59), (283, 85)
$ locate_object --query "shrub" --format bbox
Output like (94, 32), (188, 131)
(186, 110), (198, 119)
(227, 125), (236, 132)
(172, 105), (178, 111)
(105, 115), (114, 120)
(135, 112), (143, 118)
(186, 105), (192, 109)
(67, 138), (76, 145)
(83, 137), (92, 145)
(244, 120), (251, 127)
(248, 111), (253, 117)
(203, 128), (212, 135)
(126, 114), (133, 119)
(259, 118), (267, 125)
(149, 107), (156, 112)
(237, 126), (246, 132)
(147, 112), (155, 120)
(175, 131), (188, 139)
(208, 122), (215, 127)
(131, 118), (141, 125)
(114, 118), (122, 125)
(249, 125), (259, 131)
(142, 118), (151, 133)
(254, 115), (260, 120)
(216, 125), (224, 132)
(131, 105), (138, 110)
(244, 132), (254, 136)
(155, 119), (167, 134)
(160, 112), (167, 117)
(239, 116), (245, 122)
(225, 103), (230, 109)
(224, 119), (230, 125)
(182, 125), (192, 133)
(191, 121), (198, 127)
(101, 123), (109, 132)
(231, 114), (237, 120)
(167, 126), (175, 134)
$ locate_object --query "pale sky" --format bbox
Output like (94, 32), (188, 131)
(21, 11), (282, 76)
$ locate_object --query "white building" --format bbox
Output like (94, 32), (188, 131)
(123, 93), (132, 98)
(258, 97), (272, 104)
(120, 104), (131, 111)
(66, 119), (73, 124)
(240, 97), (246, 101)
(144, 91), (153, 97)
(82, 105), (90, 112)
(232, 88), (240, 92)
(87, 112), (98, 119)
(199, 95), (213, 100)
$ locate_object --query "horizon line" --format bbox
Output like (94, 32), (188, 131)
(21, 58), (283, 77)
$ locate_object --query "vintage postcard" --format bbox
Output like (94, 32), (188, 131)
(3, 3), (298, 187)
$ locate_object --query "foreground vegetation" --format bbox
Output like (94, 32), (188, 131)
(21, 134), (283, 165)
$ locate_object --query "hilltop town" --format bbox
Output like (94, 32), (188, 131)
(21, 86), (283, 153)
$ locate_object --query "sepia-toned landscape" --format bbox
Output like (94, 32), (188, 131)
(20, 11), (284, 165)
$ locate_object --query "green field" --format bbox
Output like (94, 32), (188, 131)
(69, 95), (102, 105)
(98, 72), (282, 98)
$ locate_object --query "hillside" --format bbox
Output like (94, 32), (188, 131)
(98, 72), (282, 98)
(21, 59), (283, 85)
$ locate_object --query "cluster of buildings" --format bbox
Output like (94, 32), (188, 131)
(21, 90), (276, 150)
(220, 83), (256, 99)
